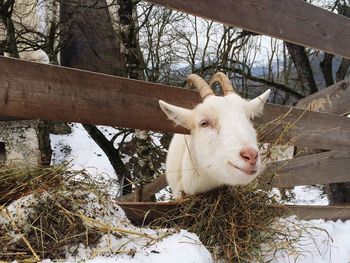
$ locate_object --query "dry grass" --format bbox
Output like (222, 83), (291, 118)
(149, 184), (319, 262)
(0, 165), (110, 262)
(0, 164), (65, 205)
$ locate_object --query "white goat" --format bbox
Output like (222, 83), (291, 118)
(159, 73), (270, 198)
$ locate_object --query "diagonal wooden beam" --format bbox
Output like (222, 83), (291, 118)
(297, 79), (350, 115)
(148, 0), (350, 59)
(1, 56), (350, 151)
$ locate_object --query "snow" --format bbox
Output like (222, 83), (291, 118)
(50, 123), (116, 178)
(267, 219), (350, 263)
(75, 230), (212, 263)
(2, 123), (350, 262)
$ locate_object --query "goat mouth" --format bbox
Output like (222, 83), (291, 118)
(227, 161), (257, 175)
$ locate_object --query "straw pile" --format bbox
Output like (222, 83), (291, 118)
(0, 164), (65, 205)
(150, 183), (308, 262)
(0, 165), (109, 262)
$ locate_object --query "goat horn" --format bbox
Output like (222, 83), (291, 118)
(210, 72), (235, 96)
(187, 74), (214, 100)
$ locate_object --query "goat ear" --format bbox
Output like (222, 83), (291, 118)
(246, 89), (271, 119)
(159, 100), (194, 129)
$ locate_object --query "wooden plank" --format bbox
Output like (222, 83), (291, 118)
(286, 205), (350, 221)
(115, 150), (350, 199)
(297, 80), (350, 115)
(1, 56), (350, 150)
(118, 202), (350, 225)
(0, 115), (26, 121)
(256, 105), (350, 151)
(0, 56), (198, 135)
(268, 151), (350, 188)
(118, 175), (168, 202)
(148, 0), (350, 59)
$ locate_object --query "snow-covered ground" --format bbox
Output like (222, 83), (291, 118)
(45, 124), (350, 262)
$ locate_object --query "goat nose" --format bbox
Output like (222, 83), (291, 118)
(240, 148), (258, 165)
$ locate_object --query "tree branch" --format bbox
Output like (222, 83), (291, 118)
(82, 124), (132, 195)
(230, 66), (304, 99)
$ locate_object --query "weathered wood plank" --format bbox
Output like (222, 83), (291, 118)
(268, 151), (350, 188)
(256, 105), (350, 151)
(1, 56), (350, 150)
(118, 175), (168, 202)
(285, 205), (350, 221)
(0, 115), (26, 121)
(148, 0), (350, 59)
(118, 202), (350, 224)
(115, 150), (350, 200)
(297, 80), (350, 115)
(0, 57), (198, 135)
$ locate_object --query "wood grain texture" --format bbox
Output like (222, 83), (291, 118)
(0, 115), (26, 121)
(268, 151), (350, 188)
(114, 150), (350, 198)
(118, 202), (350, 224)
(285, 205), (350, 221)
(149, 0), (350, 59)
(297, 80), (350, 115)
(0, 56), (198, 135)
(1, 56), (350, 150)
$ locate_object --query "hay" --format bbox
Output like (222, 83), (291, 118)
(0, 165), (110, 262)
(0, 193), (102, 261)
(0, 164), (65, 205)
(150, 184), (310, 262)
(0, 163), (165, 262)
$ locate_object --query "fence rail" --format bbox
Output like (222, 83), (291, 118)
(269, 151), (350, 188)
(1, 56), (350, 152)
(118, 202), (350, 225)
(118, 150), (350, 202)
(149, 0), (350, 59)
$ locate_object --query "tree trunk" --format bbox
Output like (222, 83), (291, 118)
(44, 0), (59, 65)
(60, 0), (125, 76)
(117, 0), (145, 79)
(285, 42), (318, 95)
(0, 0), (19, 57)
(37, 120), (53, 166)
(320, 53), (334, 87)
(117, 0), (156, 192)
(336, 58), (350, 82)
(328, 183), (350, 204)
(59, 0), (132, 195)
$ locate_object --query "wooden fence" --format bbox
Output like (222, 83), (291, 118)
(1, 0), (350, 222)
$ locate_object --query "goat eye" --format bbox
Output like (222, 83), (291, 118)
(199, 120), (210, 128)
